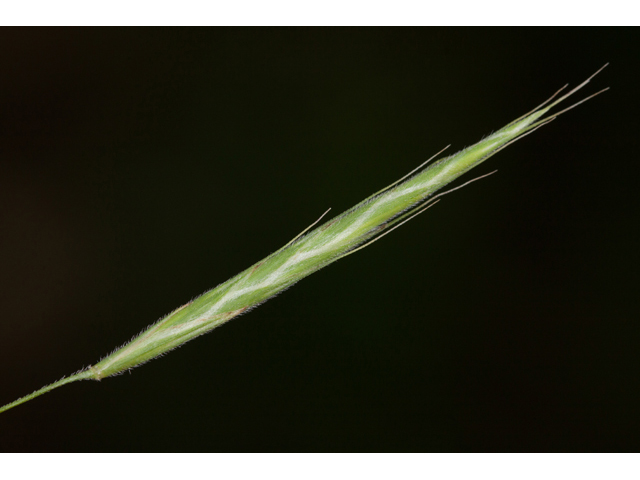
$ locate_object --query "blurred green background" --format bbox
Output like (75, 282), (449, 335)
(0, 28), (638, 451)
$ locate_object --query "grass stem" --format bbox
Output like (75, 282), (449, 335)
(0, 370), (93, 414)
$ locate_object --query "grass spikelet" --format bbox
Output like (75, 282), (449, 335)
(0, 65), (609, 414)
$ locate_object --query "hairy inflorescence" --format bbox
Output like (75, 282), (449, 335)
(0, 65), (608, 414)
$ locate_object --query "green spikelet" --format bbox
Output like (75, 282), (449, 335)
(0, 65), (608, 414)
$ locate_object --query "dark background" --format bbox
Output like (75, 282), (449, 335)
(0, 28), (638, 452)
